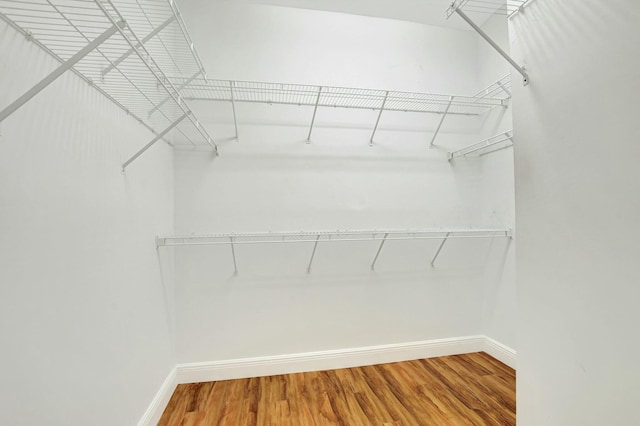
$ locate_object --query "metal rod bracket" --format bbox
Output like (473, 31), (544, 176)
(307, 234), (321, 273)
(429, 96), (454, 148)
(370, 91), (389, 146)
(371, 233), (389, 270)
(306, 87), (322, 143)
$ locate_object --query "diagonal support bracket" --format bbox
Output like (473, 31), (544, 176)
(429, 96), (454, 148)
(230, 236), (238, 275)
(122, 112), (189, 171)
(452, 6), (529, 85)
(371, 233), (389, 270)
(102, 16), (175, 78)
(307, 234), (321, 273)
(497, 81), (512, 98)
(370, 91), (389, 146)
(230, 80), (239, 139)
(306, 86), (322, 143)
(0, 21), (124, 123)
(430, 232), (451, 267)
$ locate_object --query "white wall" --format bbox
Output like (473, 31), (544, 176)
(172, 2), (516, 364)
(181, 0), (481, 93)
(511, 0), (640, 424)
(0, 21), (175, 426)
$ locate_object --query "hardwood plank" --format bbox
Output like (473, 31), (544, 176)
(158, 352), (516, 425)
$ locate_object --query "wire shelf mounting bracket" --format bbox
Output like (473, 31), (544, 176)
(370, 232), (389, 270)
(230, 236), (238, 275)
(307, 234), (321, 273)
(369, 91), (389, 146)
(429, 96), (454, 148)
(447, 1), (529, 85)
(230, 81), (239, 139)
(0, 21), (124, 123)
(306, 86), (322, 143)
(430, 232), (451, 267)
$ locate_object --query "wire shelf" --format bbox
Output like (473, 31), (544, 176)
(447, 0), (531, 18)
(448, 130), (513, 160)
(0, 0), (214, 150)
(176, 78), (506, 116)
(474, 74), (512, 100)
(157, 228), (513, 272)
(157, 228), (513, 246)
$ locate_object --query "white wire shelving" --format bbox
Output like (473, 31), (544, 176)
(474, 74), (512, 100)
(448, 130), (513, 160)
(446, 0), (531, 18)
(446, 0), (531, 85)
(175, 77), (508, 145)
(0, 0), (217, 169)
(156, 228), (513, 273)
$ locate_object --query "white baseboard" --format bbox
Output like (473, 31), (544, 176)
(176, 335), (489, 384)
(483, 335), (517, 369)
(137, 367), (177, 426)
(141, 336), (516, 423)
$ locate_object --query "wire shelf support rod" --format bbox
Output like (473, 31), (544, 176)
(448, 1), (529, 85)
(0, 20), (124, 123)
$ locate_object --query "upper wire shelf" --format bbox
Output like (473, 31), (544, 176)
(175, 78), (507, 116)
(157, 228), (513, 246)
(446, 0), (531, 18)
(0, 0), (215, 150)
(474, 74), (511, 100)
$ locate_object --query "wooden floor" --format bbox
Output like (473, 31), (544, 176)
(158, 352), (515, 425)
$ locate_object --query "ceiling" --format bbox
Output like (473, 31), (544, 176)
(232, 0), (494, 31)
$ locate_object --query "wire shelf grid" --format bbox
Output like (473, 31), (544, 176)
(176, 78), (506, 116)
(447, 0), (531, 18)
(0, 0), (214, 149)
(474, 74), (512, 100)
(448, 130), (513, 160)
(157, 228), (513, 246)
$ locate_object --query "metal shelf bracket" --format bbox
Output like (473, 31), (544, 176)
(230, 80), (239, 139)
(306, 86), (322, 143)
(429, 96), (454, 148)
(230, 236), (238, 275)
(431, 232), (451, 267)
(307, 234), (321, 273)
(370, 91), (389, 146)
(370, 232), (389, 270)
